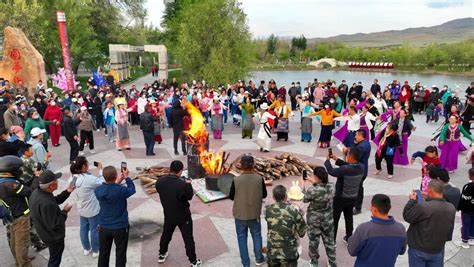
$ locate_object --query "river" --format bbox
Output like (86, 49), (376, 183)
(250, 69), (472, 90)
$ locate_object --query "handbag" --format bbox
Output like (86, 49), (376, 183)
(386, 146), (395, 156)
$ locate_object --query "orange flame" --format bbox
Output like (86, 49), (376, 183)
(184, 102), (209, 144)
(200, 150), (224, 174)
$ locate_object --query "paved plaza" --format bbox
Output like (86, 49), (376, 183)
(1, 75), (473, 267)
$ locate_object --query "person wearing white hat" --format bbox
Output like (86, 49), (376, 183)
(28, 127), (52, 168)
(255, 103), (275, 152)
(76, 106), (96, 155)
(209, 96), (227, 139)
(115, 101), (131, 151)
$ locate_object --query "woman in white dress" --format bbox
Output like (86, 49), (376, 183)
(255, 103), (275, 152)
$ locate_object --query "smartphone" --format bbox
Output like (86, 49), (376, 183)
(36, 163), (42, 171)
(328, 148), (333, 157)
(302, 170), (308, 180)
(70, 176), (77, 187)
(121, 162), (127, 171)
(415, 189), (424, 203)
(93, 161), (99, 167)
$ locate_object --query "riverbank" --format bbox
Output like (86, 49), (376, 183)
(251, 63), (474, 77)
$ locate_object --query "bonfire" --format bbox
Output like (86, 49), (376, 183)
(184, 102), (230, 176)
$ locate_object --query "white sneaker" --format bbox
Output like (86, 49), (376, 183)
(453, 240), (469, 249)
(105, 134), (108, 137)
(158, 252), (168, 263)
(83, 249), (91, 256)
(191, 259), (202, 267)
(109, 140), (114, 143)
(373, 170), (381, 175)
(469, 239), (474, 246)
(387, 175), (393, 179)
(92, 252), (99, 258)
(96, 129), (100, 132)
(90, 150), (95, 154)
(79, 151), (85, 156)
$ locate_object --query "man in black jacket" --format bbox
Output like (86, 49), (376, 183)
(155, 160), (201, 266)
(139, 105), (155, 156)
(324, 148), (364, 244)
(62, 107), (79, 163)
(169, 101), (188, 156)
(403, 180), (455, 266)
(30, 170), (74, 267)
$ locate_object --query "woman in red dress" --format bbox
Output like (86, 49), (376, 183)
(43, 99), (62, 146)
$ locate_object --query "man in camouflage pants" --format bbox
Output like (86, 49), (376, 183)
(12, 144), (47, 251)
(301, 166), (337, 267)
(265, 185), (307, 267)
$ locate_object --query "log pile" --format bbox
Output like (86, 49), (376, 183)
(133, 166), (170, 194)
(231, 152), (316, 184)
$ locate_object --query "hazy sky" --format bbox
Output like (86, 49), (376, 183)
(145, 0), (473, 38)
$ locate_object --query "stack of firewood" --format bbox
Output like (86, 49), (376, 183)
(231, 152), (317, 184)
(133, 166), (170, 194)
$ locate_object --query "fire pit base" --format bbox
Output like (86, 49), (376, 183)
(205, 174), (220, 191)
(205, 173), (235, 194)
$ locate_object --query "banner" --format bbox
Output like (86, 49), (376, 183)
(56, 11), (75, 91)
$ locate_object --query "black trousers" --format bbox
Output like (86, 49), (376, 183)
(375, 153), (394, 175)
(46, 239), (65, 267)
(414, 102), (424, 113)
(173, 131), (187, 153)
(143, 131), (155, 155)
(290, 97), (297, 111)
(66, 138), (79, 161)
(95, 112), (104, 130)
(354, 176), (366, 210)
(333, 197), (356, 240)
(129, 112), (140, 125)
(462, 122), (471, 135)
(98, 226), (129, 267)
(159, 219), (197, 263)
(79, 130), (94, 150)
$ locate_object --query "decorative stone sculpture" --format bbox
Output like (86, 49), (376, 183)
(0, 26), (47, 97)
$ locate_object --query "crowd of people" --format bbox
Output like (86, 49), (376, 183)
(0, 76), (473, 267)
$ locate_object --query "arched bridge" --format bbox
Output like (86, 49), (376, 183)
(308, 58), (346, 68)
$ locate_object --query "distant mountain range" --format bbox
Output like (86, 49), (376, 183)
(307, 17), (474, 47)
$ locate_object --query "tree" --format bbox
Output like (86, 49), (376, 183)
(267, 34), (278, 56)
(174, 0), (252, 84)
(0, 0), (158, 74)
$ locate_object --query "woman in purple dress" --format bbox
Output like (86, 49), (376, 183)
(374, 101), (402, 145)
(359, 105), (377, 140)
(333, 98), (368, 143)
(439, 114), (473, 172)
(393, 109), (415, 165)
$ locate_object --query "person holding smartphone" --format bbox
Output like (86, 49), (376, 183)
(155, 160), (202, 266)
(70, 156), (104, 258)
(300, 166), (336, 267)
(95, 164), (136, 267)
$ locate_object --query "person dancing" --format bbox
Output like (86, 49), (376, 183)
(309, 104), (341, 148)
(392, 109), (415, 166)
(256, 103), (275, 152)
(374, 123), (402, 179)
(438, 114), (473, 173)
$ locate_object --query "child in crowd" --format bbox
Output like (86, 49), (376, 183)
(456, 168), (474, 249)
(103, 102), (116, 143)
(433, 103), (443, 123)
(411, 145), (441, 193)
(425, 102), (435, 123)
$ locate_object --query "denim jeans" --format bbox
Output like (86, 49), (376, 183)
(461, 211), (474, 242)
(106, 124), (115, 142)
(80, 215), (99, 253)
(408, 247), (443, 267)
(235, 218), (264, 267)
